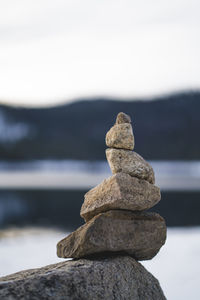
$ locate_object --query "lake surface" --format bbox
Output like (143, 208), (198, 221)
(0, 160), (199, 228)
(0, 160), (199, 299)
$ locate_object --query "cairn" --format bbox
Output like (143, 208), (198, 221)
(57, 112), (166, 260)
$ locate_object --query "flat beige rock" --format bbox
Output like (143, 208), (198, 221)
(80, 173), (160, 222)
(106, 148), (155, 184)
(106, 123), (134, 150)
(57, 210), (166, 260)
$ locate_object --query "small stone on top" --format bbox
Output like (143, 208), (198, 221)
(116, 112), (131, 124)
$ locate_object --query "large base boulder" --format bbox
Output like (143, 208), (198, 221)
(0, 256), (166, 300)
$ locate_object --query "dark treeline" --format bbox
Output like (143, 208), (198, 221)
(0, 91), (199, 161)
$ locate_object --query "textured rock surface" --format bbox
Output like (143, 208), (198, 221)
(106, 148), (155, 184)
(57, 210), (166, 260)
(116, 112), (131, 124)
(106, 123), (134, 150)
(81, 173), (160, 221)
(0, 256), (166, 300)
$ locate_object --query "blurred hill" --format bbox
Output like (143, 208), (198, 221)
(0, 91), (199, 161)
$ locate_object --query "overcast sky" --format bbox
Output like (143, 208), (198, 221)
(0, 0), (199, 107)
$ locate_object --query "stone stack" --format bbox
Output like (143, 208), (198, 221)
(57, 112), (166, 261)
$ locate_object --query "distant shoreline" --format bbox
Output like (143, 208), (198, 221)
(0, 160), (199, 191)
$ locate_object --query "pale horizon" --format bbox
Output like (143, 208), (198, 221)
(0, 88), (199, 108)
(0, 0), (199, 107)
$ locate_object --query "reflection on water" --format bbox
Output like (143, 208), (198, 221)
(0, 190), (85, 229)
(0, 190), (199, 228)
(0, 194), (28, 225)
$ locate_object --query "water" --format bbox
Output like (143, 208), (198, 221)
(0, 160), (199, 228)
(0, 160), (199, 299)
